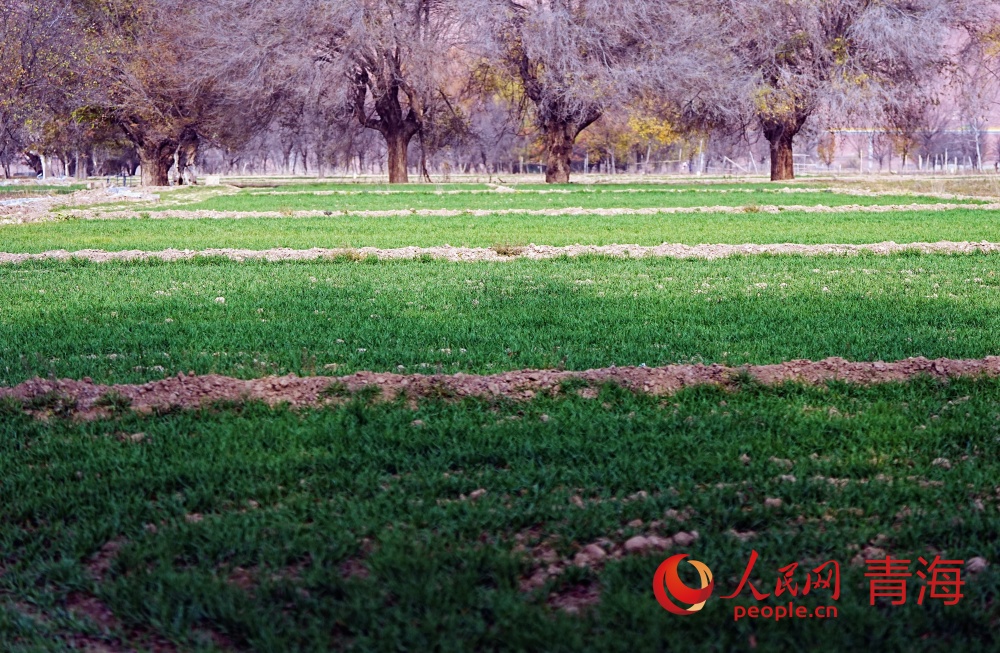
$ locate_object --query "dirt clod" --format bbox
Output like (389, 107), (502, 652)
(851, 546), (888, 567)
(966, 557), (989, 574)
(624, 535), (651, 553)
(671, 531), (698, 547)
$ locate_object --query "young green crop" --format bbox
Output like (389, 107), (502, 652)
(0, 183), (86, 199)
(5, 208), (1000, 253)
(153, 187), (982, 213)
(234, 181), (782, 192)
(1, 377), (997, 651)
(2, 254), (1000, 385)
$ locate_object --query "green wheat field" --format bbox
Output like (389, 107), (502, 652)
(2, 178), (999, 652)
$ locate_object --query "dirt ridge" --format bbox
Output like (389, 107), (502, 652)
(4, 356), (1000, 418)
(47, 201), (1000, 223)
(3, 240), (1000, 264)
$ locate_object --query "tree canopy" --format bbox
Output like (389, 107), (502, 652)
(0, 0), (995, 183)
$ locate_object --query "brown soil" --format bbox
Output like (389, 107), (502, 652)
(4, 356), (999, 419)
(4, 240), (1000, 265)
(86, 539), (125, 582)
(66, 592), (120, 631)
(547, 583), (601, 614)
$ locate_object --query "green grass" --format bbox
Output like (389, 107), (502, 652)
(1, 378), (998, 651)
(0, 183), (86, 200)
(2, 254), (1000, 385)
(5, 208), (1000, 253)
(156, 187), (983, 214)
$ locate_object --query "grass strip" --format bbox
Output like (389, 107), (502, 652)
(154, 188), (982, 213)
(5, 208), (1000, 253)
(2, 254), (1000, 385)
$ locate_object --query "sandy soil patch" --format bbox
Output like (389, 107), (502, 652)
(0, 188), (163, 224)
(0, 186), (243, 224)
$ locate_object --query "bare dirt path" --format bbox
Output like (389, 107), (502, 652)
(0, 188), (161, 225)
(3, 240), (1000, 264)
(5, 356), (1000, 419)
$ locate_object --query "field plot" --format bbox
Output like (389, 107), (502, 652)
(3, 180), (999, 253)
(3, 255), (1000, 385)
(1, 183), (86, 196)
(2, 379), (998, 651)
(2, 179), (1000, 652)
(0, 184), (87, 206)
(150, 185), (986, 214)
(8, 208), (1000, 253)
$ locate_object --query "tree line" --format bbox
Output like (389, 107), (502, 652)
(2, 0), (998, 185)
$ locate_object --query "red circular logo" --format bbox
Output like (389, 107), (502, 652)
(653, 554), (715, 615)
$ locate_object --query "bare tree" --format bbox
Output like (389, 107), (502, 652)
(951, 30), (1000, 171)
(333, 1), (463, 183)
(885, 98), (937, 172)
(0, 1), (81, 179)
(197, 0), (464, 184)
(718, 0), (958, 181)
(467, 0), (730, 184)
(816, 132), (837, 170)
(57, 0), (283, 186)
(67, 1), (210, 185)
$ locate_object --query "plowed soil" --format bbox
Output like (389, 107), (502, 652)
(5, 356), (1000, 418)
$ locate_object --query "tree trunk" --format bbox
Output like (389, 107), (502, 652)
(352, 72), (423, 184)
(385, 130), (414, 184)
(419, 131), (432, 183)
(761, 110), (808, 182)
(139, 140), (176, 186)
(24, 152), (43, 177)
(544, 121), (575, 184)
(176, 128), (199, 185)
(762, 122), (798, 181)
